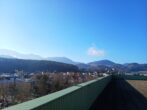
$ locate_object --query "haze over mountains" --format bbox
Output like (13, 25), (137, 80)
(0, 49), (147, 73)
(0, 49), (42, 60)
(0, 49), (79, 64)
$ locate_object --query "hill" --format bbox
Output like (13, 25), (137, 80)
(124, 63), (147, 72)
(46, 57), (78, 65)
(79, 60), (147, 72)
(88, 60), (116, 67)
(0, 58), (79, 73)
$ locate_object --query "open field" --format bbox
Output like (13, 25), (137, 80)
(127, 80), (147, 98)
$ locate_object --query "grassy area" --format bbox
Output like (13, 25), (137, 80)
(127, 80), (147, 98)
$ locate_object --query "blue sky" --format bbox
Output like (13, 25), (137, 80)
(0, 0), (147, 63)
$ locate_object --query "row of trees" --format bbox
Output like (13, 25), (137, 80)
(0, 72), (98, 109)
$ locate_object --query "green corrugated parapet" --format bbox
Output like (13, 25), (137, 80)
(3, 76), (111, 110)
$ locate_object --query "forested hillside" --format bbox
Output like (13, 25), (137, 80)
(0, 58), (79, 73)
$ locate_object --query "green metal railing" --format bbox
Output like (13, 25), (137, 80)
(4, 76), (111, 110)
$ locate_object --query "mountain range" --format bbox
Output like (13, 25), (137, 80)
(0, 49), (147, 73)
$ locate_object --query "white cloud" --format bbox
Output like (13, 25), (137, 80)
(87, 47), (105, 57)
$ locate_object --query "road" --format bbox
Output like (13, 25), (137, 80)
(90, 78), (147, 110)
